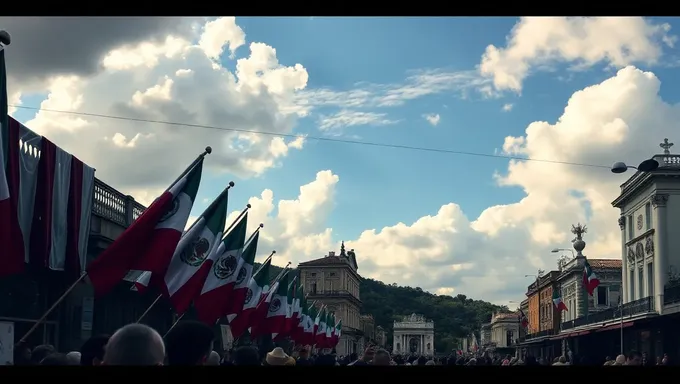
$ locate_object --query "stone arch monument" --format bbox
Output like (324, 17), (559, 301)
(392, 313), (435, 356)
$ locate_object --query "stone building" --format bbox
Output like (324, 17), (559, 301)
(480, 322), (492, 348)
(298, 243), (363, 356)
(392, 313), (435, 355)
(375, 325), (387, 348)
(489, 312), (519, 349)
(360, 314), (375, 342)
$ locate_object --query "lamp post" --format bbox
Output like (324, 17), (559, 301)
(551, 248), (575, 258)
(610, 158), (659, 174)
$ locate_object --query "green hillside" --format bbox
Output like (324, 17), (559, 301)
(258, 263), (506, 353)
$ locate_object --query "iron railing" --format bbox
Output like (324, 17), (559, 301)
(92, 178), (146, 227)
(516, 329), (554, 344)
(561, 296), (655, 331)
(664, 284), (680, 306)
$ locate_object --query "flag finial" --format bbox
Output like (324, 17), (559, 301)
(0, 30), (10, 46)
(205, 146), (213, 154)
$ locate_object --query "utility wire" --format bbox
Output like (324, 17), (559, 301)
(9, 104), (611, 170)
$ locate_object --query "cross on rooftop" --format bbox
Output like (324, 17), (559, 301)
(660, 138), (674, 155)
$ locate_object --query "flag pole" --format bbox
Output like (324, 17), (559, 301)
(163, 313), (186, 338)
(136, 201), (248, 323)
(244, 223), (264, 246)
(221, 204), (251, 239)
(252, 251), (276, 276)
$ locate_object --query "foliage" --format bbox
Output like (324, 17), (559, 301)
(257, 263), (506, 353)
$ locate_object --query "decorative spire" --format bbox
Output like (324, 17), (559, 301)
(340, 241), (346, 256)
(660, 138), (674, 155)
(571, 223), (587, 258)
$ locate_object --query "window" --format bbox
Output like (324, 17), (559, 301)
(329, 272), (336, 277)
(630, 270), (635, 300)
(645, 203), (652, 230)
(638, 268), (644, 298)
(597, 286), (608, 306)
(311, 282), (317, 294)
(628, 215), (633, 239)
(647, 262), (654, 298)
(506, 330), (513, 346)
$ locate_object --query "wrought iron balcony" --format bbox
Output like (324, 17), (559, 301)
(561, 296), (655, 331)
(92, 178), (146, 228)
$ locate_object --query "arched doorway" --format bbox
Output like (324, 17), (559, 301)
(409, 337), (419, 353)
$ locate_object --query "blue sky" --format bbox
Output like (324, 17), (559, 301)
(10, 16), (680, 302)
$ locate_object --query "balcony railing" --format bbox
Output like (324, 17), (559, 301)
(516, 329), (555, 344)
(664, 284), (680, 306)
(561, 296), (655, 331)
(92, 178), (146, 227)
(307, 290), (361, 303)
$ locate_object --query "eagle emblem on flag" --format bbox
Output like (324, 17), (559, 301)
(180, 237), (210, 266)
(158, 198), (180, 223)
(245, 288), (254, 304)
(269, 298), (281, 313)
(235, 266), (247, 285)
(213, 255), (238, 279)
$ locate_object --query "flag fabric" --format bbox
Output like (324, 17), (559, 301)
(292, 291), (307, 342)
(303, 303), (318, 345)
(228, 255), (271, 339)
(325, 312), (334, 345)
(583, 260), (600, 296)
(315, 306), (328, 347)
(331, 319), (342, 347)
(518, 309), (528, 328)
(193, 214), (249, 324)
(87, 159), (203, 297)
(157, 188), (230, 314)
(552, 289), (568, 312)
(273, 277), (297, 340)
(252, 272), (290, 338)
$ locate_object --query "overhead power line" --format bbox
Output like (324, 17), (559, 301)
(10, 104), (611, 170)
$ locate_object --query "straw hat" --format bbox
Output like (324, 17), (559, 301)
(266, 347), (290, 366)
(284, 356), (296, 366)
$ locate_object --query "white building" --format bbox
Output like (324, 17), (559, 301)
(392, 313), (435, 355)
(489, 312), (520, 348)
(611, 138), (680, 313)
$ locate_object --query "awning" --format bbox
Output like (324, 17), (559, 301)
(551, 329), (591, 340)
(596, 321), (634, 332)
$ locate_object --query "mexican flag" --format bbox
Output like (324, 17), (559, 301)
(157, 187), (230, 314)
(583, 260), (600, 296)
(518, 309), (529, 328)
(331, 319), (342, 347)
(313, 305), (323, 335)
(228, 255), (271, 339)
(315, 306), (328, 347)
(289, 284), (304, 335)
(325, 313), (335, 346)
(252, 271), (290, 338)
(222, 229), (258, 323)
(273, 276), (297, 340)
(194, 214), (249, 325)
(292, 291), (307, 342)
(552, 289), (568, 312)
(304, 303), (318, 345)
(87, 159), (203, 297)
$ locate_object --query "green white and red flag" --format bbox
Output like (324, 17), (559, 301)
(227, 253), (270, 339)
(87, 158), (204, 296)
(552, 289), (568, 312)
(193, 213), (249, 324)
(315, 306), (328, 347)
(583, 260), (600, 296)
(252, 271), (290, 338)
(331, 319), (342, 347)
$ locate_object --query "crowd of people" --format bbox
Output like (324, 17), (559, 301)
(11, 321), (672, 366)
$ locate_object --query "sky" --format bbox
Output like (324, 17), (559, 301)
(3, 16), (680, 307)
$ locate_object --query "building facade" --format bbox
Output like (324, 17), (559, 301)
(392, 313), (435, 356)
(489, 312), (519, 349)
(538, 271), (560, 333)
(526, 280), (540, 334)
(375, 325), (386, 348)
(298, 243), (363, 356)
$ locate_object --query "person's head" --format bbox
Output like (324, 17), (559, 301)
(40, 353), (70, 365)
(103, 323), (165, 366)
(80, 334), (110, 366)
(614, 354), (626, 365)
(233, 346), (260, 366)
(13, 342), (31, 365)
(626, 350), (642, 366)
(65, 351), (81, 365)
(265, 347), (290, 366)
(425, 360), (436, 366)
(31, 345), (56, 365)
(298, 347), (309, 359)
(349, 352), (358, 362)
(559, 355), (567, 364)
(417, 355), (428, 366)
(205, 351), (220, 366)
(362, 345), (376, 362)
(164, 321), (215, 366)
(662, 354), (669, 365)
(373, 349), (391, 366)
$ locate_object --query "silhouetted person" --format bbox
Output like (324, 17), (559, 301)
(164, 321), (214, 366)
(40, 353), (70, 365)
(232, 346), (261, 365)
(13, 342), (31, 366)
(103, 324), (165, 365)
(31, 345), (56, 365)
(80, 334), (110, 366)
(373, 349), (391, 366)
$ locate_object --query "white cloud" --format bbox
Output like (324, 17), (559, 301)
(230, 66), (679, 306)
(480, 17), (675, 93)
(423, 113), (440, 126)
(318, 110), (398, 132)
(502, 103), (513, 112)
(10, 17), (309, 199)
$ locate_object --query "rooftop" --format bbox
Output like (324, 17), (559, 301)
(588, 259), (622, 269)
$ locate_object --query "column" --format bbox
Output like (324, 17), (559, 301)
(421, 334), (424, 354)
(620, 216), (629, 303)
(652, 194), (669, 314)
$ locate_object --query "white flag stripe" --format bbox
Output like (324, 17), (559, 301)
(164, 217), (209, 296)
(77, 165), (95, 272)
(200, 248), (244, 295)
(154, 178), (192, 231)
(17, 128), (43, 262)
(48, 147), (72, 270)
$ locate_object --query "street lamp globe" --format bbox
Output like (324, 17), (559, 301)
(611, 162), (629, 174)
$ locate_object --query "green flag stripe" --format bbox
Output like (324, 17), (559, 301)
(223, 213), (248, 251)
